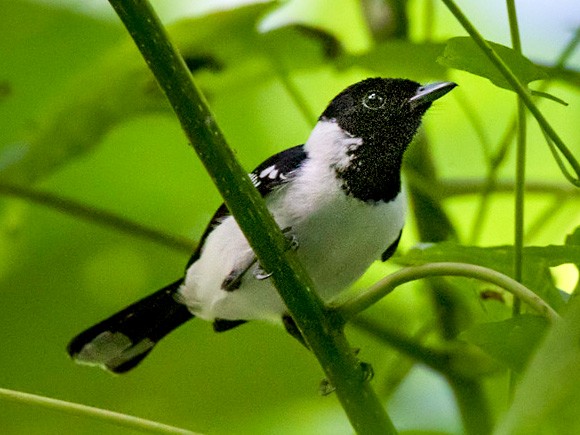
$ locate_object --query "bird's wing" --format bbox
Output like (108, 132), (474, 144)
(185, 145), (307, 269)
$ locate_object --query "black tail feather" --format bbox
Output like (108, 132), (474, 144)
(67, 279), (194, 373)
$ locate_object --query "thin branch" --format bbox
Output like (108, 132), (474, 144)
(267, 53), (318, 126)
(404, 174), (580, 201)
(507, 0), (526, 317)
(0, 387), (197, 435)
(335, 262), (560, 323)
(448, 377), (494, 435)
(0, 182), (194, 253)
(435, 179), (580, 198)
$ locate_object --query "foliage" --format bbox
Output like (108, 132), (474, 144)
(0, 0), (579, 434)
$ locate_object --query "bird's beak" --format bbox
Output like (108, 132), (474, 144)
(408, 82), (457, 110)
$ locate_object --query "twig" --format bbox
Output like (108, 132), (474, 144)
(0, 387), (197, 435)
(0, 182), (194, 253)
(335, 262), (560, 323)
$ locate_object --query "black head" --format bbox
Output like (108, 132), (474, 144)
(319, 78), (456, 202)
(321, 78), (455, 143)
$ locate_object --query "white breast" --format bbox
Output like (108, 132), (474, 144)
(179, 120), (406, 322)
(274, 151), (406, 301)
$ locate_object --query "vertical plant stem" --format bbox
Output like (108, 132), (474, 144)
(423, 0), (435, 42)
(507, 0), (526, 397)
(267, 54), (318, 126)
(448, 378), (494, 435)
(512, 97), (526, 316)
(106, 1), (396, 433)
(507, 0), (526, 316)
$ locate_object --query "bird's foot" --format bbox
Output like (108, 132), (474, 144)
(253, 227), (298, 281)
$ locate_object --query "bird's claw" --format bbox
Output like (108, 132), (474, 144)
(252, 228), (298, 281)
(281, 226), (299, 251)
(319, 379), (335, 396)
(254, 267), (273, 280)
(360, 361), (374, 382)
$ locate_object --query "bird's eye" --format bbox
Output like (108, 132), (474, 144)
(362, 91), (386, 110)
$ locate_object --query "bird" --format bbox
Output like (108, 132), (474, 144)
(67, 77), (456, 373)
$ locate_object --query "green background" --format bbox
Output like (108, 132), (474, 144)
(1, 1), (579, 433)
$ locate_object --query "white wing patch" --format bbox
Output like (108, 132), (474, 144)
(249, 172), (261, 187)
(259, 165), (279, 180)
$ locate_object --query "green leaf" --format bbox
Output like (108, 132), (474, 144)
(1, 2), (345, 183)
(398, 242), (580, 311)
(340, 41), (447, 79)
(494, 298), (580, 435)
(565, 227), (580, 296)
(437, 37), (548, 91)
(566, 226), (580, 246)
(461, 315), (549, 372)
(0, 1), (121, 181)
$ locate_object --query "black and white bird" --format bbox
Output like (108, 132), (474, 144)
(68, 78), (456, 373)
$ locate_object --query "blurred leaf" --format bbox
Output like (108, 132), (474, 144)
(566, 227), (580, 296)
(404, 134), (457, 243)
(1, 2), (346, 183)
(566, 226), (580, 246)
(398, 242), (580, 311)
(400, 431), (453, 435)
(494, 298), (580, 435)
(0, 1), (121, 180)
(461, 315), (549, 372)
(340, 40), (447, 79)
(1, 0), (455, 184)
(174, 5), (345, 95)
(437, 37), (548, 91)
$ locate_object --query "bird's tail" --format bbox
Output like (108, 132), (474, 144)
(67, 279), (194, 373)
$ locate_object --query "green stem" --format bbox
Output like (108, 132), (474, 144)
(107, 1), (396, 433)
(0, 387), (196, 435)
(448, 377), (494, 435)
(508, 0), (527, 392)
(267, 54), (318, 126)
(352, 317), (449, 374)
(335, 262), (560, 323)
(467, 120), (516, 244)
(435, 179), (580, 199)
(440, 0), (580, 186)
(0, 182), (194, 253)
(507, 0), (525, 317)
(423, 0), (435, 42)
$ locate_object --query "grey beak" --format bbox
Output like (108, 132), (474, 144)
(409, 81), (457, 110)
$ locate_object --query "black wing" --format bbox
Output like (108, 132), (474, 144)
(381, 229), (402, 262)
(185, 145), (307, 269)
(248, 145), (307, 196)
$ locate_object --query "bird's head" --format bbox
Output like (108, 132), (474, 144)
(307, 78), (456, 202)
(320, 77), (456, 146)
